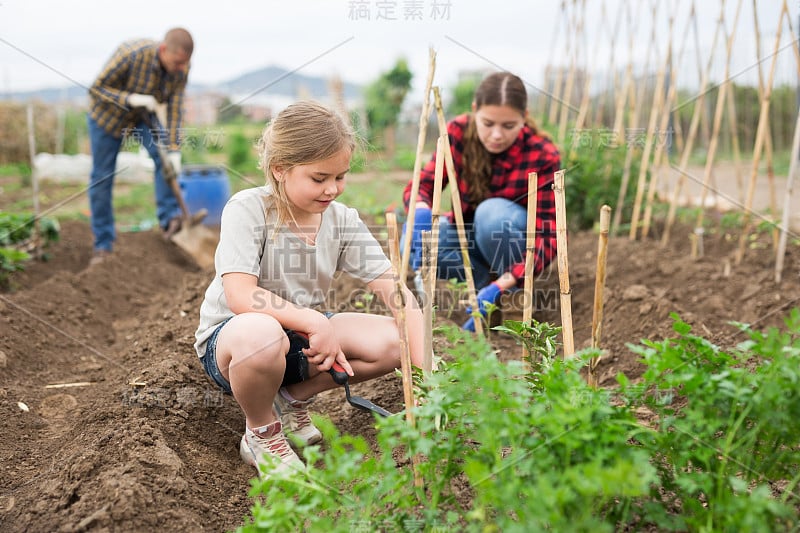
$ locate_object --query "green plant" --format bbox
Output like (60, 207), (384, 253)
(561, 140), (641, 231)
(493, 318), (562, 385)
(444, 277), (467, 318)
(619, 312), (800, 531)
(227, 131), (257, 174)
(241, 325), (655, 532)
(0, 212), (60, 286)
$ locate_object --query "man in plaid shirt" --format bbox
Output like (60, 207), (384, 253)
(87, 27), (193, 265)
(403, 72), (560, 331)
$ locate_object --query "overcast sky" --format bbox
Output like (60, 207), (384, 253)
(0, 1), (795, 102)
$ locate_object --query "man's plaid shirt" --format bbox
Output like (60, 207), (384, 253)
(404, 113), (561, 280)
(88, 39), (188, 150)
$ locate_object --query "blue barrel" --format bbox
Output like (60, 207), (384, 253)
(178, 165), (231, 227)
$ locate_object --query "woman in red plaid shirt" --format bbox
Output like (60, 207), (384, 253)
(403, 71), (561, 330)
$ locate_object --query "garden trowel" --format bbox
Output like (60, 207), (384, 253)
(328, 363), (393, 417)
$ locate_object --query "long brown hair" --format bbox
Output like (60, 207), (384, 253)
(461, 72), (540, 203)
(257, 101), (355, 230)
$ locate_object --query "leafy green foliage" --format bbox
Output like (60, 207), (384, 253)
(227, 131), (257, 175)
(561, 139), (640, 231)
(446, 76), (481, 116)
(619, 311), (800, 531)
(364, 58), (413, 131)
(240, 311), (800, 531)
(241, 325), (655, 532)
(0, 212), (60, 286)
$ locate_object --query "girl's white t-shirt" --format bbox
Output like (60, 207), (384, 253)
(194, 186), (391, 357)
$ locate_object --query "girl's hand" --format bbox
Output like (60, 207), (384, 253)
(303, 319), (350, 374)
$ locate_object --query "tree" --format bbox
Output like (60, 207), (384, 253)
(446, 76), (480, 116)
(364, 58), (412, 158)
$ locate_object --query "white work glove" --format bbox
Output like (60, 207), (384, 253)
(167, 151), (182, 175)
(127, 93), (158, 112)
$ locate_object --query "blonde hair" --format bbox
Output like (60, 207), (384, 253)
(257, 100), (355, 229)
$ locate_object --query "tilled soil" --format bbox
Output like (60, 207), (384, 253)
(1, 217), (798, 532)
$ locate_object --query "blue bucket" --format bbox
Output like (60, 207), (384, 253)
(178, 165), (231, 227)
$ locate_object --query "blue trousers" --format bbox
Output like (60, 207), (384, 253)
(87, 116), (180, 251)
(402, 197), (527, 288)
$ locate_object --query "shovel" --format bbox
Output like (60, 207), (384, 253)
(328, 363), (393, 418)
(145, 112), (218, 269)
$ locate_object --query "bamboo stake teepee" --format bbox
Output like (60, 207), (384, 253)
(661, 0), (726, 247)
(611, 0), (659, 235)
(432, 88), (483, 336)
(421, 134), (447, 374)
(735, 0), (790, 264)
(691, 0), (743, 258)
(752, 0), (780, 250)
(642, 2), (696, 239)
(570, 0), (607, 153)
(628, 0), (675, 240)
(548, 0), (571, 126)
(557, 0), (585, 142)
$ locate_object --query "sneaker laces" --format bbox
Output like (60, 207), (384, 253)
(253, 429), (296, 461)
(288, 401), (314, 428)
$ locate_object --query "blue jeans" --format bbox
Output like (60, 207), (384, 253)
(433, 198), (528, 288)
(87, 116), (180, 251)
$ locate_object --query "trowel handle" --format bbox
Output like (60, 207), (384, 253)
(328, 362), (349, 385)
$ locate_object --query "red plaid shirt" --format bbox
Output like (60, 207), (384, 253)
(404, 113), (560, 279)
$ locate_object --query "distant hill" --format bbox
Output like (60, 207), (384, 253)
(194, 65), (362, 100)
(1, 65), (362, 103)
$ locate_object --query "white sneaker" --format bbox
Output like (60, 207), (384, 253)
(239, 420), (304, 477)
(274, 389), (323, 446)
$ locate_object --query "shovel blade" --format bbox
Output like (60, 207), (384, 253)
(170, 221), (218, 270)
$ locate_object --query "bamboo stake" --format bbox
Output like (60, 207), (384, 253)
(558, 0), (585, 142)
(611, 0), (657, 235)
(26, 103), (41, 256)
(692, 6), (713, 151)
(548, 0), (570, 126)
(421, 229), (433, 374)
(661, 0), (725, 246)
(400, 47), (436, 284)
(643, 3), (695, 239)
(775, 106), (800, 283)
(594, 0), (626, 128)
(521, 172), (538, 367)
(691, 0), (743, 258)
(552, 170), (575, 358)
(752, 0), (779, 250)
(735, 1), (788, 264)
(570, 0), (607, 154)
(611, 0), (640, 144)
(432, 88), (483, 336)
(588, 205), (612, 387)
(628, 15), (670, 240)
(725, 70), (745, 206)
(385, 212), (421, 487)
(421, 135), (447, 374)
(387, 212), (415, 417)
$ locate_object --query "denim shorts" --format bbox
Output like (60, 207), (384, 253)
(201, 313), (334, 394)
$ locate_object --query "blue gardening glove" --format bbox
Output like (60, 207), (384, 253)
(410, 207), (432, 271)
(462, 282), (504, 332)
